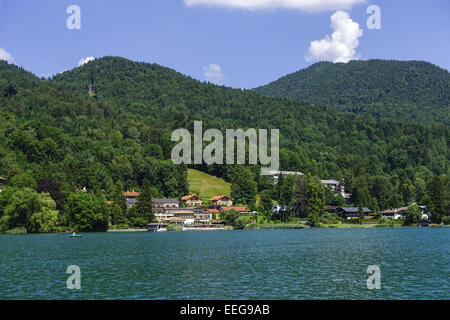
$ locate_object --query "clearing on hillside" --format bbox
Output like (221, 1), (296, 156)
(187, 169), (231, 201)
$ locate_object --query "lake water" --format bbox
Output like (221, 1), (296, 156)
(0, 228), (448, 300)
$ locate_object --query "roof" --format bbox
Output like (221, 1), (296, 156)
(221, 206), (250, 212)
(207, 208), (221, 213)
(337, 207), (372, 213)
(124, 191), (140, 197)
(0, 176), (7, 181)
(382, 206), (409, 214)
(152, 198), (179, 204)
(181, 194), (202, 201)
(321, 179), (341, 185)
(210, 195), (233, 201)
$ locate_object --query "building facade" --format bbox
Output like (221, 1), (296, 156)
(335, 207), (372, 219)
(152, 198), (180, 215)
(181, 195), (203, 207)
(210, 195), (233, 206)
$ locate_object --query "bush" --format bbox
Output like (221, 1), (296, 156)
(129, 217), (147, 228)
(442, 216), (450, 225)
(377, 217), (394, 227)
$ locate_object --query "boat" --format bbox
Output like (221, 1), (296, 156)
(419, 220), (431, 227)
(69, 234), (83, 238)
(147, 223), (168, 232)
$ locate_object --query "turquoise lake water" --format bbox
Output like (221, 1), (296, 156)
(0, 228), (448, 300)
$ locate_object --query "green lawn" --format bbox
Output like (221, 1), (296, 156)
(187, 169), (231, 201)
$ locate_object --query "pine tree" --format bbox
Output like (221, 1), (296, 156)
(292, 176), (308, 217)
(428, 175), (444, 223)
(111, 181), (127, 225)
(133, 179), (155, 224)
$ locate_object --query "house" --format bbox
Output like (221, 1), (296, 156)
(210, 195), (233, 206)
(181, 194), (203, 207)
(194, 211), (213, 223)
(381, 206), (409, 220)
(152, 198), (179, 215)
(124, 190), (140, 209)
(221, 206), (251, 216)
(207, 208), (221, 215)
(0, 176), (7, 193)
(335, 207), (372, 219)
(321, 179), (350, 199)
(272, 204), (288, 214)
(163, 207), (208, 225)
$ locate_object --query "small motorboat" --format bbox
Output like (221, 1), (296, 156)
(419, 220), (430, 227)
(69, 233), (83, 238)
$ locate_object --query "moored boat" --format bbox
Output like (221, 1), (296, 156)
(147, 223), (168, 232)
(419, 220), (431, 227)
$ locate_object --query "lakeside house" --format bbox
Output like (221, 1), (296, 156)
(181, 194), (203, 207)
(381, 205), (429, 220)
(156, 207), (212, 225)
(111, 191), (254, 226)
(210, 195), (233, 206)
(381, 206), (409, 219)
(152, 198), (179, 214)
(220, 206), (251, 216)
(124, 190), (140, 208)
(335, 207), (373, 219)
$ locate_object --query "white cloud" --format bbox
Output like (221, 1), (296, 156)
(184, 0), (365, 12)
(0, 48), (14, 63)
(78, 56), (95, 67)
(203, 64), (226, 84)
(305, 10), (363, 63)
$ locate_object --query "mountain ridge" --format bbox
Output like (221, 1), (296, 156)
(254, 59), (450, 125)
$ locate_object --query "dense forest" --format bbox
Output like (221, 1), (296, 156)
(254, 60), (450, 125)
(0, 57), (448, 232)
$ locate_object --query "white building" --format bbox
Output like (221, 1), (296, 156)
(321, 179), (351, 199)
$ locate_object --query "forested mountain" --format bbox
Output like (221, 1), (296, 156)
(0, 57), (449, 228)
(254, 60), (450, 125)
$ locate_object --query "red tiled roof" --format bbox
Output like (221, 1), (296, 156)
(124, 191), (140, 197)
(182, 194), (202, 201)
(207, 209), (221, 213)
(221, 206), (250, 212)
(210, 195), (232, 201)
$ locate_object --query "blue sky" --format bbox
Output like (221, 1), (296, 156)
(0, 0), (448, 89)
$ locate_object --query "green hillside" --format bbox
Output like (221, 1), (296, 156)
(254, 60), (450, 125)
(187, 169), (231, 201)
(0, 57), (448, 223)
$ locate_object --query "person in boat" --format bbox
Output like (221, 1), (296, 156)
(73, 232), (76, 236)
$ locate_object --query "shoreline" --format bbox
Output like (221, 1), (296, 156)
(1, 224), (447, 235)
